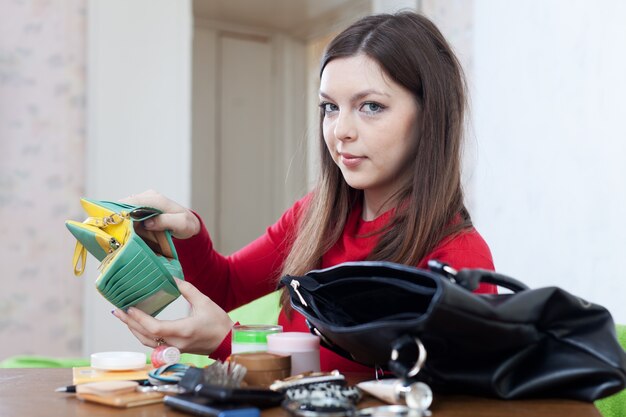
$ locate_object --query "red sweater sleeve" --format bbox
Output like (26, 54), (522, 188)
(209, 322), (238, 362)
(417, 228), (497, 294)
(173, 195), (309, 311)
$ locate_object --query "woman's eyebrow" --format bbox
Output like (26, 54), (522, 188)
(319, 91), (333, 100)
(319, 89), (390, 102)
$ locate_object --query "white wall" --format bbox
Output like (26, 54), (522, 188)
(372, 0), (418, 13)
(85, 0), (192, 355)
(471, 0), (626, 322)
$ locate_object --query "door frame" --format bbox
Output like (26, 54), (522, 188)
(192, 18), (307, 251)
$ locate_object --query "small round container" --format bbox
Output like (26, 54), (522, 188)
(230, 352), (291, 387)
(267, 332), (320, 376)
(90, 351), (146, 370)
(231, 324), (282, 354)
(150, 345), (181, 368)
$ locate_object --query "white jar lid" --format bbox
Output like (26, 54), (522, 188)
(267, 332), (320, 352)
(90, 351), (147, 370)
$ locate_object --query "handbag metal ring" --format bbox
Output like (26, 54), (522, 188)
(390, 337), (426, 378)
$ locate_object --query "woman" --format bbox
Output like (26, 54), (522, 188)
(113, 11), (495, 373)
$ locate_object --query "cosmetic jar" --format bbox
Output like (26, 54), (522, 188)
(230, 352), (291, 387)
(267, 332), (320, 375)
(231, 324), (283, 354)
(90, 351), (146, 370)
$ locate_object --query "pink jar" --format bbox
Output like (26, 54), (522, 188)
(266, 332), (320, 376)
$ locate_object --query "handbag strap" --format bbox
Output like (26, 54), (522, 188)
(73, 242), (87, 276)
(428, 260), (529, 293)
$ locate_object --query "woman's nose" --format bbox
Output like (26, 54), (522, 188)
(334, 111), (357, 141)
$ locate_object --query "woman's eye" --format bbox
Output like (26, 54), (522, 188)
(320, 102), (338, 114)
(361, 102), (384, 114)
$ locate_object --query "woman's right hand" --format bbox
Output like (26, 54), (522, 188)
(112, 278), (234, 355)
(120, 190), (200, 240)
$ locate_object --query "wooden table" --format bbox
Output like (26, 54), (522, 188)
(0, 368), (602, 417)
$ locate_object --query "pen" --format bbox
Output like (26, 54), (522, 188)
(55, 385), (77, 393)
(54, 379), (151, 393)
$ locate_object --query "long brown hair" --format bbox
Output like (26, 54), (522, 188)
(279, 12), (472, 311)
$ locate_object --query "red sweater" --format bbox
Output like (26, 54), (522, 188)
(174, 195), (495, 372)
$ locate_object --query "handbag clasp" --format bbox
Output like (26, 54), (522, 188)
(427, 259), (458, 281)
(290, 280), (308, 307)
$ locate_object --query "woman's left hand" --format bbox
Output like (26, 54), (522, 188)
(112, 278), (234, 355)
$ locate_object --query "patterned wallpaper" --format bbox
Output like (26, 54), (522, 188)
(0, 0), (86, 360)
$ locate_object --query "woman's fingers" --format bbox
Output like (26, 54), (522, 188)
(110, 283), (207, 349)
(174, 278), (208, 307)
(127, 326), (160, 348)
(120, 190), (170, 209)
(112, 309), (161, 347)
(125, 307), (165, 336)
(112, 282), (234, 355)
(124, 306), (191, 341)
(120, 190), (185, 214)
(119, 190), (200, 239)
(142, 212), (200, 239)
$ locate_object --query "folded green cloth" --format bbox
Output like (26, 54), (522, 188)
(0, 356), (90, 368)
(228, 290), (280, 325)
(595, 324), (626, 417)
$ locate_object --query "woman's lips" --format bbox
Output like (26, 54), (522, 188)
(340, 153), (366, 168)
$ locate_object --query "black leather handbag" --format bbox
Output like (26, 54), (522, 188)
(280, 261), (626, 401)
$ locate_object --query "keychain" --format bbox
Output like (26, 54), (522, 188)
(357, 336), (433, 416)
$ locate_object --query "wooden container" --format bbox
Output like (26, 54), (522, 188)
(230, 352), (291, 387)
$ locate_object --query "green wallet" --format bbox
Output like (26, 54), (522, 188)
(66, 198), (183, 316)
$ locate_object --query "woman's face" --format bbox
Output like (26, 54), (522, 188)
(320, 54), (418, 201)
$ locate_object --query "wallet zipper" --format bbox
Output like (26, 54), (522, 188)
(98, 238), (122, 272)
(290, 280), (308, 307)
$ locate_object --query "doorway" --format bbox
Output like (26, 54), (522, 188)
(191, 21), (307, 254)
